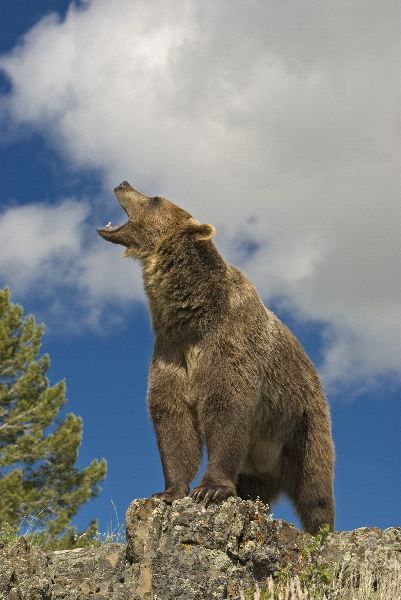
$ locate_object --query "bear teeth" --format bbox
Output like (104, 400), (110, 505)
(105, 221), (113, 229)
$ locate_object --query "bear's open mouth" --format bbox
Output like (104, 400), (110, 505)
(97, 220), (126, 233)
(97, 186), (131, 235)
(97, 192), (129, 233)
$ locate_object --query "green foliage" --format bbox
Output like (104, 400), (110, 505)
(274, 563), (293, 588)
(299, 524), (333, 589)
(0, 521), (18, 547)
(274, 524), (333, 599)
(0, 288), (107, 540)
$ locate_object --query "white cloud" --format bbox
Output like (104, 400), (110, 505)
(0, 0), (399, 384)
(0, 201), (87, 292)
(0, 201), (144, 330)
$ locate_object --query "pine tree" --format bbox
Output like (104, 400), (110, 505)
(0, 288), (107, 537)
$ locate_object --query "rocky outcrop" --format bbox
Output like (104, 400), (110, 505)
(0, 537), (125, 599)
(0, 497), (399, 599)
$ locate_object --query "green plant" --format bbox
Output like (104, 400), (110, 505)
(299, 524), (333, 590)
(0, 521), (18, 547)
(273, 524), (333, 598)
(0, 287), (106, 540)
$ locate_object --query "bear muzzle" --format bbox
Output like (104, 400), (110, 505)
(114, 180), (132, 193)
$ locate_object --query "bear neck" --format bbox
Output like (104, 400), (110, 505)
(142, 233), (230, 342)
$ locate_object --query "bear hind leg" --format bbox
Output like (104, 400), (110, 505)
(284, 417), (335, 535)
(295, 492), (334, 536)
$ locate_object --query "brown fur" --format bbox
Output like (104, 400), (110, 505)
(98, 181), (335, 534)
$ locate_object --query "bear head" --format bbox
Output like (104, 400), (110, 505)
(97, 181), (215, 259)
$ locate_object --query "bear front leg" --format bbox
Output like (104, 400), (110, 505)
(192, 388), (252, 505)
(148, 358), (202, 503)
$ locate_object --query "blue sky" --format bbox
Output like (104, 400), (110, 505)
(0, 0), (399, 533)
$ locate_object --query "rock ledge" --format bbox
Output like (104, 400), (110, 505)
(0, 497), (399, 599)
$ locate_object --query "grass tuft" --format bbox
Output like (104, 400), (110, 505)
(0, 501), (126, 550)
(240, 563), (401, 599)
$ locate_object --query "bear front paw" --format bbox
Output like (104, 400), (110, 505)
(151, 484), (189, 504)
(191, 483), (236, 506)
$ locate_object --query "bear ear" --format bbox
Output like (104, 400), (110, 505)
(187, 220), (216, 241)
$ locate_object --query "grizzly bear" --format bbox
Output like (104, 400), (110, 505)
(98, 181), (335, 534)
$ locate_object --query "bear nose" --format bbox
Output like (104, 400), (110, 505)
(115, 180), (132, 191)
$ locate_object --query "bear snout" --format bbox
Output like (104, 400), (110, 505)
(114, 181), (132, 192)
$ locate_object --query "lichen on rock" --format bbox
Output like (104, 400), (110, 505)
(0, 498), (399, 599)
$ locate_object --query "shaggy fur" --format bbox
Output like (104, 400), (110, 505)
(98, 181), (335, 534)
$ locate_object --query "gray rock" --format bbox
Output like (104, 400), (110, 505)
(0, 538), (126, 600)
(125, 497), (303, 599)
(319, 526), (401, 580)
(0, 498), (399, 599)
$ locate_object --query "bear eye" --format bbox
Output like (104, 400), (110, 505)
(151, 196), (161, 205)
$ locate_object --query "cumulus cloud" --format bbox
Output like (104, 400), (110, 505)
(0, 201), (87, 292)
(0, 0), (399, 383)
(0, 200), (144, 330)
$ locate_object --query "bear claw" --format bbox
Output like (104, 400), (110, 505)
(191, 484), (236, 506)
